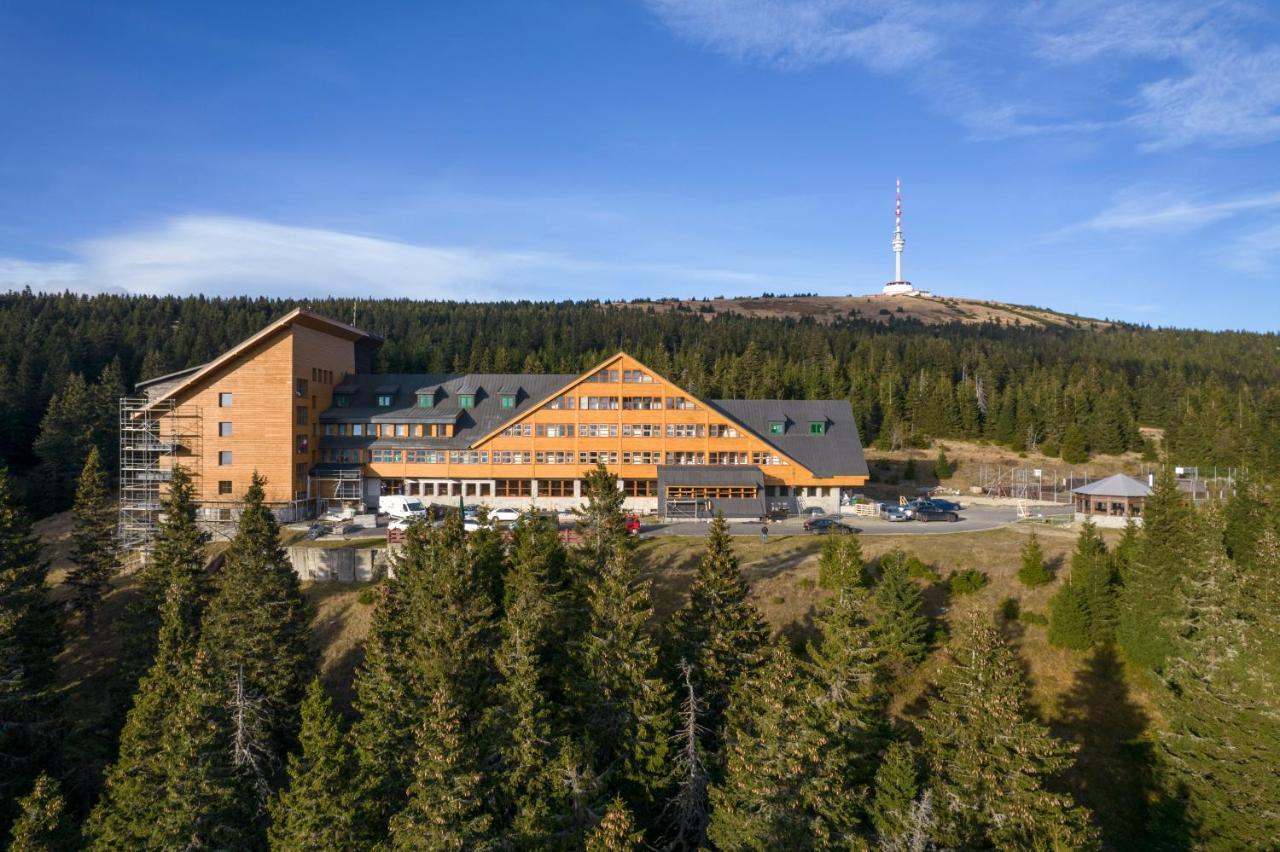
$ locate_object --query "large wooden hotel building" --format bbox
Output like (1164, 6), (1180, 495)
(123, 309), (868, 539)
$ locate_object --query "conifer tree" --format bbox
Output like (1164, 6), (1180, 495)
(586, 798), (644, 852)
(0, 467), (60, 832)
(1117, 467), (1200, 670)
(66, 446), (117, 631)
(1070, 520), (1116, 643)
(1060, 423), (1088, 464)
(869, 740), (921, 847)
(32, 372), (95, 512)
(388, 686), (495, 851)
(1017, 529), (1051, 587)
(934, 448), (951, 480)
(1048, 581), (1092, 649)
(6, 773), (76, 852)
(664, 661), (709, 850)
(200, 473), (313, 778)
(574, 543), (672, 817)
(1111, 518), (1140, 582)
(919, 616), (1098, 849)
(817, 532), (865, 592)
(1154, 543), (1280, 846)
(707, 645), (822, 848)
(576, 463), (628, 575)
(268, 680), (361, 850)
(870, 551), (930, 672)
(666, 514), (769, 751)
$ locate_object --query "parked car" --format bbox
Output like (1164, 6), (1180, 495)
(927, 497), (962, 512)
(462, 518), (485, 533)
(379, 496), (428, 520)
(388, 517), (412, 532)
(881, 504), (911, 522)
(803, 517), (858, 535)
(489, 507), (521, 524)
(912, 501), (960, 522)
(625, 514), (641, 536)
(800, 506), (827, 518)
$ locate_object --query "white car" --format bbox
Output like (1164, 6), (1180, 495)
(489, 507), (521, 523)
(463, 518), (486, 533)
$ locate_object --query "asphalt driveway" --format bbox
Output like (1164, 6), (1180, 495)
(639, 503), (1024, 538)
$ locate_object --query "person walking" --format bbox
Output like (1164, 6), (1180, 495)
(760, 524), (769, 544)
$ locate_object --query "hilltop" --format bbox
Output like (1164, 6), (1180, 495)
(615, 293), (1115, 329)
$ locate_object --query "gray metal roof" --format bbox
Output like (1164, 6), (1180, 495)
(657, 465), (765, 487)
(1072, 474), (1153, 497)
(708, 399), (869, 479)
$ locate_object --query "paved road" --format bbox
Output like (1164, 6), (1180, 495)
(640, 503), (1023, 538)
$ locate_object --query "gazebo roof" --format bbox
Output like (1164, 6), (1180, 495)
(1072, 474), (1153, 498)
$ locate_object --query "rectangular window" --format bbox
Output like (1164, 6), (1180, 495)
(666, 396), (697, 410)
(218, 392), (232, 407)
(623, 479), (657, 497)
(535, 451), (574, 464)
(581, 396), (619, 411)
(396, 424), (408, 437)
(810, 421), (825, 434)
(495, 479), (532, 497)
(578, 451), (619, 465)
(500, 395), (515, 409)
(621, 423), (661, 437)
(376, 394), (393, 407)
(218, 421), (232, 437)
(584, 369), (619, 383)
(666, 424), (705, 438)
(371, 449), (404, 463)
(501, 424), (533, 438)
(622, 396), (662, 410)
(218, 451), (233, 466)
(335, 394), (351, 407)
(665, 485), (757, 500)
(622, 370), (652, 383)
(458, 394), (475, 409)
(664, 452), (705, 465)
(296, 406), (308, 426)
(751, 452), (786, 466)
(295, 378), (308, 397)
(578, 423), (620, 438)
(538, 479), (575, 497)
(708, 424), (739, 438)
(622, 451), (660, 465)
(547, 394), (576, 410)
(769, 421), (784, 435)
(535, 423), (574, 438)
(417, 393), (433, 408)
(352, 423), (364, 436)
(218, 480), (233, 495)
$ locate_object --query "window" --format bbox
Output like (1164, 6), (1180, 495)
(406, 449), (448, 464)
(581, 396), (618, 411)
(666, 396), (697, 410)
(664, 452), (706, 465)
(396, 424), (408, 437)
(622, 396), (662, 410)
(535, 423), (574, 438)
(709, 424), (739, 438)
(417, 393), (433, 408)
(493, 451), (532, 465)
(665, 485), (757, 500)
(621, 423), (660, 437)
(579, 423), (620, 438)
(810, 421), (825, 434)
(218, 480), (233, 495)
(458, 394), (475, 409)
(709, 452), (751, 465)
(769, 421), (784, 435)
(219, 392), (232, 407)
(666, 424), (705, 438)
(578, 451), (619, 465)
(538, 479), (574, 497)
(296, 406), (308, 425)
(376, 394), (393, 407)
(495, 479), (532, 497)
(623, 451), (660, 465)
(218, 451), (233, 466)
(296, 435), (309, 453)
(547, 394), (576, 410)
(351, 423), (364, 436)
(584, 369), (619, 383)
(295, 378), (308, 397)
(449, 451), (488, 464)
(501, 424), (533, 438)
(500, 394), (516, 409)
(751, 451), (786, 466)
(218, 421), (233, 437)
(622, 370), (652, 383)
(371, 449), (403, 463)
(535, 451), (574, 464)
(624, 479), (657, 497)
(335, 394), (351, 407)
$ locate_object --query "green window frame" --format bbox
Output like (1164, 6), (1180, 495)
(809, 421), (825, 434)
(334, 394), (350, 408)
(459, 394), (475, 409)
(769, 421), (784, 435)
(500, 394), (515, 409)
(417, 394), (433, 408)
(376, 394), (393, 407)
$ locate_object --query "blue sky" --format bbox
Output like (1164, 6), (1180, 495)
(1, 1), (1279, 330)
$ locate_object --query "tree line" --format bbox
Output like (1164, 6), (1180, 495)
(4, 289), (1279, 515)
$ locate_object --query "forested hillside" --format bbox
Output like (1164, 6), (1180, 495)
(2, 289), (1277, 514)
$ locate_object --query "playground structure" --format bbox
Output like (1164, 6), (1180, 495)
(977, 463), (1236, 507)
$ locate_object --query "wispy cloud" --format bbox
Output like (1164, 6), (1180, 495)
(0, 215), (772, 300)
(1073, 189), (1280, 232)
(1230, 222), (1280, 272)
(647, 0), (1280, 150)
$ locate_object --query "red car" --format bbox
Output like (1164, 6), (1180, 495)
(625, 514), (641, 536)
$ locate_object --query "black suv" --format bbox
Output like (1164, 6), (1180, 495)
(803, 517), (858, 535)
(910, 500), (960, 522)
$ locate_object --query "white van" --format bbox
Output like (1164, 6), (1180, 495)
(379, 496), (428, 520)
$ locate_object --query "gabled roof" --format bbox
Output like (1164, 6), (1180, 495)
(1072, 474), (1153, 497)
(709, 399), (868, 478)
(137, 308), (381, 408)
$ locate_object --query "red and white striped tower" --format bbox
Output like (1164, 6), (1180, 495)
(883, 178), (913, 294)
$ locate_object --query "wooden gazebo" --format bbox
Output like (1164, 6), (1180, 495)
(1071, 474), (1153, 528)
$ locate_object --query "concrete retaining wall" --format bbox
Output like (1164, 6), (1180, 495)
(286, 545), (390, 582)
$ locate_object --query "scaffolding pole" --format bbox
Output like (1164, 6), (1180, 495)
(118, 396), (202, 553)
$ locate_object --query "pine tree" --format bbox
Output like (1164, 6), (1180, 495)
(267, 680), (361, 850)
(666, 514), (769, 752)
(919, 615), (1098, 849)
(574, 543), (673, 816)
(869, 740), (921, 847)
(200, 473), (313, 776)
(586, 798), (644, 852)
(817, 532), (865, 592)
(576, 463), (628, 575)
(871, 551), (930, 672)
(706, 645), (825, 849)
(1060, 423), (1088, 464)
(6, 773), (77, 852)
(1154, 542), (1280, 846)
(32, 372), (95, 512)
(1048, 582), (1092, 650)
(663, 660), (709, 850)
(91, 357), (125, 475)
(1111, 518), (1140, 583)
(934, 448), (951, 480)
(1117, 467), (1200, 670)
(66, 446), (117, 632)
(1070, 520), (1116, 643)
(1017, 529), (1051, 587)
(388, 686), (495, 851)
(0, 467), (61, 833)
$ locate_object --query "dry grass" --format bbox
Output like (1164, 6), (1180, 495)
(304, 582), (376, 714)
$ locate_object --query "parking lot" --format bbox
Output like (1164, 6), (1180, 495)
(639, 502), (1023, 538)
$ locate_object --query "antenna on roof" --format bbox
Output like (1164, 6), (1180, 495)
(351, 302), (356, 327)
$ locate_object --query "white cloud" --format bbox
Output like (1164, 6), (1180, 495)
(1075, 190), (1280, 232)
(0, 215), (772, 300)
(1230, 222), (1280, 272)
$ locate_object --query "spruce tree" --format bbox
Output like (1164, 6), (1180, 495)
(666, 513), (769, 752)
(1070, 520), (1116, 643)
(1117, 467), (1200, 670)
(32, 372), (95, 512)
(664, 661), (709, 850)
(1017, 529), (1051, 587)
(200, 473), (313, 774)
(66, 446), (117, 632)
(575, 463), (628, 575)
(574, 543), (673, 817)
(919, 615), (1098, 849)
(0, 467), (61, 832)
(706, 645), (825, 849)
(388, 686), (495, 851)
(870, 551), (929, 672)
(1048, 582), (1092, 650)
(1060, 423), (1088, 464)
(934, 448), (951, 480)
(869, 740), (921, 847)
(586, 797), (644, 852)
(267, 680), (361, 850)
(817, 532), (865, 592)
(6, 773), (77, 852)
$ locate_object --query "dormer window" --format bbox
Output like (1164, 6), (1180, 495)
(809, 421), (825, 435)
(500, 394), (516, 409)
(417, 393), (433, 408)
(334, 394), (351, 408)
(769, 421), (785, 435)
(376, 394), (393, 408)
(458, 393), (475, 409)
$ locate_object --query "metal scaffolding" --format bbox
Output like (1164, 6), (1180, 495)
(118, 396), (202, 552)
